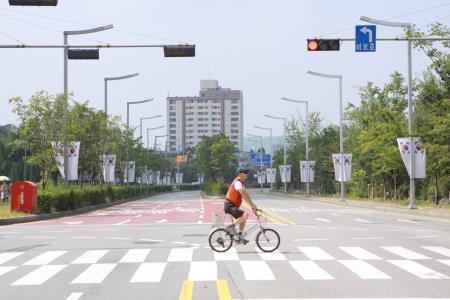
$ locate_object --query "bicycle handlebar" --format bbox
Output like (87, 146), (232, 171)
(253, 208), (263, 217)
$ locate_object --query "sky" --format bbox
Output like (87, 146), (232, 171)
(1, 0), (449, 149)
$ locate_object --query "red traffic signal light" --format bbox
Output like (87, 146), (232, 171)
(307, 39), (340, 51)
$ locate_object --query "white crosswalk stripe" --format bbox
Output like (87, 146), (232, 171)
(388, 260), (449, 279)
(255, 248), (287, 260)
(71, 250), (109, 264)
(339, 260), (391, 279)
(119, 249), (151, 263)
(12, 265), (67, 285)
(298, 247), (334, 260)
(240, 261), (275, 280)
(71, 263), (117, 284)
(339, 247), (381, 260)
(0, 266), (17, 276)
(382, 247), (430, 260)
(289, 261), (334, 280)
(188, 261), (217, 281)
(130, 262), (166, 283)
(167, 247), (193, 262)
(422, 246), (450, 258)
(214, 247), (239, 261)
(23, 251), (67, 266)
(0, 252), (23, 265)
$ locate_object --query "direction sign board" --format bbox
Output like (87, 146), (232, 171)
(355, 25), (376, 52)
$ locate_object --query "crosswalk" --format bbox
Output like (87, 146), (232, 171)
(0, 245), (449, 286)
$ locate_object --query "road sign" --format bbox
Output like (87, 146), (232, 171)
(176, 155), (187, 163)
(355, 25), (376, 52)
(250, 153), (271, 166)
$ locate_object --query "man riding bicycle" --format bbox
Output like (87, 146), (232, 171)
(224, 167), (258, 242)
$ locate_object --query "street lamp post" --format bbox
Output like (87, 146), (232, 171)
(63, 24), (113, 187)
(254, 125), (273, 189)
(307, 70), (344, 202)
(360, 16), (416, 209)
(154, 134), (168, 151)
(140, 115), (162, 143)
(264, 114), (288, 192)
(247, 133), (264, 192)
(147, 126), (165, 149)
(104, 72), (139, 119)
(281, 97), (310, 195)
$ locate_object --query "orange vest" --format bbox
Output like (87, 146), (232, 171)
(226, 177), (244, 207)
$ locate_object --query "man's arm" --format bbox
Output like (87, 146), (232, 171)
(239, 189), (256, 210)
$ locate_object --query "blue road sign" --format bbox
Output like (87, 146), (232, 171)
(251, 153), (271, 166)
(355, 25), (376, 52)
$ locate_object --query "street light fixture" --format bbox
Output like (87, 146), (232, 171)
(360, 16), (416, 209)
(307, 70), (344, 202)
(281, 97), (310, 195)
(247, 133), (264, 192)
(139, 115), (162, 142)
(104, 72), (140, 118)
(147, 126), (165, 149)
(62, 24), (113, 187)
(154, 134), (168, 151)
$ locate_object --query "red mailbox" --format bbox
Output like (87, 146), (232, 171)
(11, 181), (37, 213)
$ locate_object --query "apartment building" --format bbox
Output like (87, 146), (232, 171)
(166, 80), (243, 152)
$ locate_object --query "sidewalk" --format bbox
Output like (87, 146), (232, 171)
(268, 190), (450, 221)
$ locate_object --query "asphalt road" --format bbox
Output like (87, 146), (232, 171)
(1, 190), (450, 300)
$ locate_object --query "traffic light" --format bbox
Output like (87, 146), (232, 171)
(68, 49), (99, 60)
(307, 39), (340, 51)
(164, 45), (195, 57)
(9, 0), (57, 5)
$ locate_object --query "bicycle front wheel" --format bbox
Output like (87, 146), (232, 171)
(256, 228), (280, 252)
(209, 228), (233, 252)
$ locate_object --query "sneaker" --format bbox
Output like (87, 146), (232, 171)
(226, 224), (237, 236)
(238, 232), (249, 245)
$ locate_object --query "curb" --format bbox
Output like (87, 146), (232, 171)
(0, 191), (170, 226)
(268, 191), (450, 221)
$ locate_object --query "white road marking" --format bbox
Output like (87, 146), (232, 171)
(438, 260), (450, 267)
(396, 218), (417, 223)
(0, 266), (16, 276)
(65, 292), (83, 300)
(298, 247), (334, 260)
(388, 260), (449, 279)
(289, 261), (333, 280)
(422, 246), (450, 257)
(71, 250), (109, 264)
(172, 241), (188, 245)
(188, 261), (217, 281)
(255, 248), (286, 261)
(416, 229), (441, 232)
(70, 236), (95, 239)
(139, 239), (163, 243)
(135, 227), (162, 230)
(382, 247), (430, 260)
(63, 221), (83, 225)
(381, 229), (400, 232)
(315, 218), (331, 223)
(348, 227), (368, 231)
(71, 263), (117, 284)
(197, 221), (203, 224)
(339, 260), (391, 279)
(406, 235), (438, 239)
(115, 219), (131, 225)
(0, 252), (23, 265)
(240, 261), (275, 280)
(12, 265), (67, 285)
(106, 237), (130, 240)
(41, 230), (71, 233)
(130, 262), (166, 283)
(25, 236), (55, 239)
(199, 215), (204, 219)
(167, 247), (193, 262)
(354, 218), (372, 223)
(293, 238), (328, 242)
(330, 213), (340, 216)
(94, 228), (119, 231)
(119, 249), (151, 263)
(351, 237), (382, 240)
(339, 247), (381, 260)
(23, 251), (67, 265)
(155, 219), (167, 223)
(135, 215), (142, 218)
(214, 247), (239, 261)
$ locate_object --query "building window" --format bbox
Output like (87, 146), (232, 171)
(169, 100), (176, 104)
(230, 112), (239, 116)
(170, 136), (176, 140)
(170, 124), (176, 128)
(231, 105), (239, 109)
(232, 142), (238, 145)
(170, 118), (176, 122)
(231, 123), (239, 128)
(169, 112), (176, 116)
(169, 130), (176, 134)
(231, 135), (238, 139)
(231, 100), (238, 104)
(169, 106), (176, 111)
(231, 129), (239, 133)
(231, 117), (238, 121)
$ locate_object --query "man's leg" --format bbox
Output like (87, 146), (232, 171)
(234, 211), (248, 232)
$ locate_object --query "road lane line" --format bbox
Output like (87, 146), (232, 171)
(388, 260), (449, 279)
(351, 237), (382, 240)
(115, 219), (131, 225)
(339, 260), (391, 279)
(119, 249), (151, 263)
(0, 266), (17, 276)
(71, 250), (109, 264)
(293, 238), (328, 242)
(315, 218), (331, 223)
(188, 261), (217, 281)
(240, 261), (275, 280)
(25, 236), (55, 239)
(178, 280), (194, 300)
(71, 263), (117, 284)
(167, 248), (194, 262)
(106, 237), (130, 240)
(255, 248), (286, 261)
(262, 209), (295, 225)
(216, 280), (232, 300)
(12, 265), (67, 285)
(354, 218), (372, 223)
(438, 260), (450, 267)
(130, 262), (166, 282)
(23, 251), (67, 265)
(0, 252), (23, 265)
(289, 261), (334, 280)
(339, 247), (381, 260)
(214, 247), (239, 261)
(298, 247), (334, 260)
(397, 218), (418, 223)
(70, 236), (95, 239)
(382, 247), (430, 259)
(422, 246), (450, 257)
(65, 292), (83, 300)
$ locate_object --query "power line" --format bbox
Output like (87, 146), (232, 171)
(0, 30), (24, 44)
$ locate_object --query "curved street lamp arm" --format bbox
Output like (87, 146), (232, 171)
(64, 24), (114, 36)
(360, 16), (411, 28)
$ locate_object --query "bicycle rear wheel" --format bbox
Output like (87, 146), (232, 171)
(256, 228), (280, 252)
(209, 228), (233, 252)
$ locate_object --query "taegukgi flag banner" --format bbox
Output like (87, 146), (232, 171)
(120, 161), (136, 183)
(52, 141), (80, 180)
(397, 137), (426, 179)
(300, 161), (315, 183)
(175, 173), (183, 185)
(101, 155), (116, 183)
(155, 171), (161, 185)
(257, 171), (266, 184)
(332, 154), (352, 182)
(279, 165), (291, 183)
(266, 168), (276, 184)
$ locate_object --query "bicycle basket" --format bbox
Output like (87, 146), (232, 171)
(212, 211), (225, 227)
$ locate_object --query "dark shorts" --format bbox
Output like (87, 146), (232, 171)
(224, 200), (244, 219)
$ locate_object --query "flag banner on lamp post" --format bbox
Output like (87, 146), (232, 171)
(155, 171), (161, 185)
(397, 137), (426, 178)
(165, 172), (172, 185)
(279, 165), (291, 183)
(52, 141), (80, 180)
(300, 161), (315, 183)
(138, 166), (147, 184)
(332, 154), (352, 182)
(146, 169), (152, 185)
(266, 168), (277, 183)
(175, 173), (183, 185)
(101, 154), (116, 183)
(127, 161), (135, 183)
(257, 171), (266, 184)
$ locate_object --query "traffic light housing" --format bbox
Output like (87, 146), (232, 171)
(68, 49), (99, 60)
(9, 0), (57, 5)
(164, 45), (195, 57)
(307, 39), (340, 51)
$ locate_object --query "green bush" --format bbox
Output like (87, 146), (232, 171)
(36, 185), (171, 214)
(178, 184), (200, 191)
(202, 180), (228, 196)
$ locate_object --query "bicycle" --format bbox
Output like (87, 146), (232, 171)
(208, 208), (280, 253)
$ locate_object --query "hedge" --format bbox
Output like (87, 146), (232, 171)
(201, 181), (228, 196)
(36, 185), (172, 214)
(178, 184), (200, 191)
